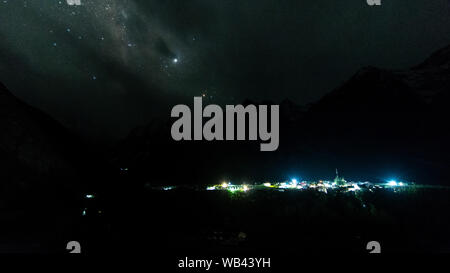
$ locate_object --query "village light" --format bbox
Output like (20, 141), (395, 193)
(387, 180), (397, 186)
(291, 179), (298, 186)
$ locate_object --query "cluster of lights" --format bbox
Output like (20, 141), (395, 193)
(205, 179), (410, 192)
(208, 182), (251, 192)
(348, 183), (361, 192)
(386, 180), (406, 187)
(200, 177), (411, 193)
(279, 179), (301, 189)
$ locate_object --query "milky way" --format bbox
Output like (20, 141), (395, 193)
(1, 0), (450, 140)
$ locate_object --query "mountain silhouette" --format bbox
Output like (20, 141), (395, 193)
(0, 81), (98, 207)
(112, 45), (450, 185)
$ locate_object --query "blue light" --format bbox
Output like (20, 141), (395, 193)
(387, 180), (397, 186)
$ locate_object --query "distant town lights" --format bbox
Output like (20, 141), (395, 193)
(172, 176), (413, 193)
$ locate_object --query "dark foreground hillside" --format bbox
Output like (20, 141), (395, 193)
(54, 185), (450, 255)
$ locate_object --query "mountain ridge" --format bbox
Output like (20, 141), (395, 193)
(111, 44), (450, 185)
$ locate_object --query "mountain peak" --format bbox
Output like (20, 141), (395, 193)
(413, 45), (450, 70)
(0, 80), (80, 179)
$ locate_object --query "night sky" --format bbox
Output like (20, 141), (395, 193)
(1, 0), (450, 141)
